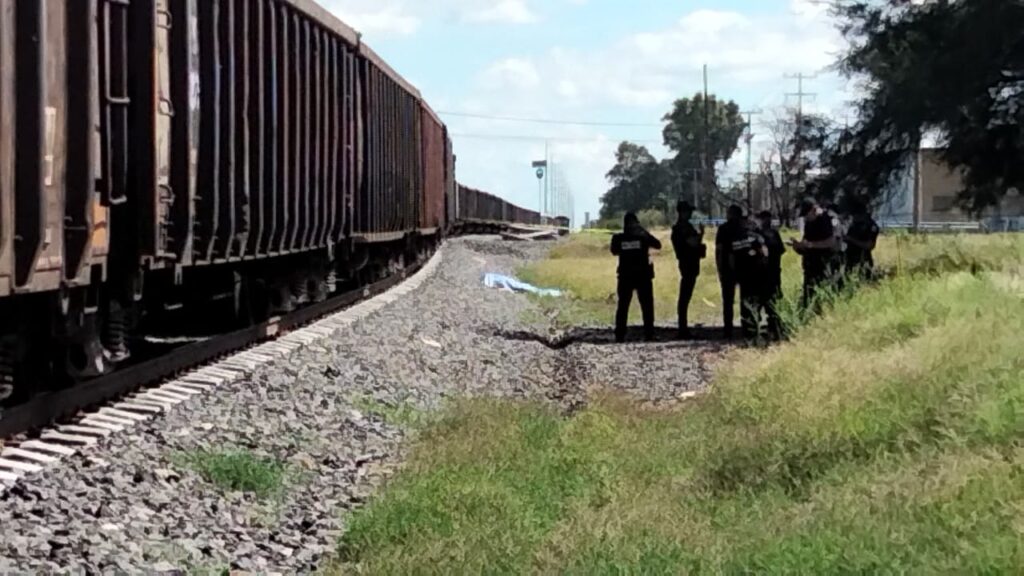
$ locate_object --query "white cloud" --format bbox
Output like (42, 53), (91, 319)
(479, 58), (542, 91)
(321, 0), (541, 36)
(462, 0), (537, 24)
(447, 5), (850, 223)
(320, 1), (419, 35)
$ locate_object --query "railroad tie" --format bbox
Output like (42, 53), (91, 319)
(98, 408), (152, 422)
(2, 447), (60, 465)
(57, 425), (113, 438)
(79, 418), (128, 433)
(39, 431), (98, 447)
(0, 457), (44, 474)
(20, 440), (77, 457)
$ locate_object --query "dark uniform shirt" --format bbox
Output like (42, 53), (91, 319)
(802, 213), (835, 269)
(761, 226), (786, 286)
(671, 221), (703, 276)
(728, 222), (768, 283)
(715, 220), (752, 279)
(845, 214), (880, 267)
(611, 230), (662, 279)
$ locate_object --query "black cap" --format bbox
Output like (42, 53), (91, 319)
(798, 198), (817, 217)
(756, 210), (773, 220)
(677, 200), (695, 213)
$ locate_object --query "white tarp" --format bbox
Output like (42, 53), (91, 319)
(483, 273), (563, 298)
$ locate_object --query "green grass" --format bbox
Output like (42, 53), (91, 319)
(330, 233), (1024, 574)
(518, 228), (1024, 328)
(176, 448), (288, 499)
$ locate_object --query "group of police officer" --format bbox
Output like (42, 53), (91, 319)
(610, 197), (880, 343)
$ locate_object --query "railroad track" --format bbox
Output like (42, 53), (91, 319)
(0, 249), (443, 492)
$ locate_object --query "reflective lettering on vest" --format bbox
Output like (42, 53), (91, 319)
(731, 239), (753, 251)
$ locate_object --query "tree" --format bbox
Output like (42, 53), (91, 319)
(662, 93), (747, 213)
(599, 142), (674, 219)
(760, 108), (835, 221)
(825, 0), (1024, 213)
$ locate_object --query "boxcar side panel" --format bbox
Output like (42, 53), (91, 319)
(12, 0), (67, 291)
(420, 106), (445, 231)
(0, 0), (13, 296)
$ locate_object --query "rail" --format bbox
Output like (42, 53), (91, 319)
(0, 255), (429, 438)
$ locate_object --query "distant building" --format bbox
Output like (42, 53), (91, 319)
(877, 148), (1024, 230)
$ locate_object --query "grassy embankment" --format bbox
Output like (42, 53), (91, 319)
(331, 233), (1024, 574)
(517, 227), (1006, 329)
(518, 227), (801, 328)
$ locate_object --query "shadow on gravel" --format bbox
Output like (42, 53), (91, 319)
(492, 326), (728, 349)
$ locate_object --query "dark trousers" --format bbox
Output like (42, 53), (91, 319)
(677, 272), (698, 332)
(721, 276), (758, 338)
(759, 281), (783, 339)
(846, 254), (875, 282)
(721, 276), (736, 335)
(802, 259), (831, 311)
(616, 276), (654, 342)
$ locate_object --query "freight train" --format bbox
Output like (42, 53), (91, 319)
(0, 0), (549, 405)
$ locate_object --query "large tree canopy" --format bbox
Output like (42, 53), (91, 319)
(599, 142), (674, 219)
(662, 94), (747, 212)
(599, 94), (747, 219)
(824, 0), (1024, 213)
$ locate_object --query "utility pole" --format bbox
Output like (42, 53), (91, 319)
(785, 72), (817, 197)
(702, 64), (711, 215)
(912, 147), (922, 232)
(532, 157), (548, 215)
(544, 140), (550, 216)
(741, 108), (763, 209)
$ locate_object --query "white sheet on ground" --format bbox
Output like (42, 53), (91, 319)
(482, 273), (563, 297)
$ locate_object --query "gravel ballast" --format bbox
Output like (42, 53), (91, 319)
(0, 236), (729, 574)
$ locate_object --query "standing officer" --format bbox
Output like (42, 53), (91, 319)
(715, 205), (748, 339)
(671, 200), (705, 339)
(724, 211), (769, 339)
(611, 212), (662, 343)
(844, 198), (881, 281)
(756, 211), (786, 339)
(790, 198), (837, 310)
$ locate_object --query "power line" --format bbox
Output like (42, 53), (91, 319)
(438, 110), (663, 128)
(450, 132), (663, 144)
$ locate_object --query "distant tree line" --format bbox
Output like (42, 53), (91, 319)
(599, 0), (1023, 224)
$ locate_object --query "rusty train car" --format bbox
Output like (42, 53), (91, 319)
(456, 185), (542, 229)
(0, 0), (543, 403)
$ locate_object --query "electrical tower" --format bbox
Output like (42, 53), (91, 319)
(784, 72), (818, 196)
(549, 156), (573, 221)
(741, 108), (763, 208)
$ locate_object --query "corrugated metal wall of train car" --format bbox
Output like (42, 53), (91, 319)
(243, 0), (265, 258)
(420, 109), (445, 232)
(0, 0), (109, 293)
(126, 0), (202, 268)
(456, 184), (468, 221)
(192, 0), (347, 262)
(356, 58), (425, 242)
(0, 0), (14, 296)
(442, 130), (455, 231)
(123, 0), (191, 268)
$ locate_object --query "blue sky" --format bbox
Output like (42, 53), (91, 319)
(322, 0), (855, 225)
